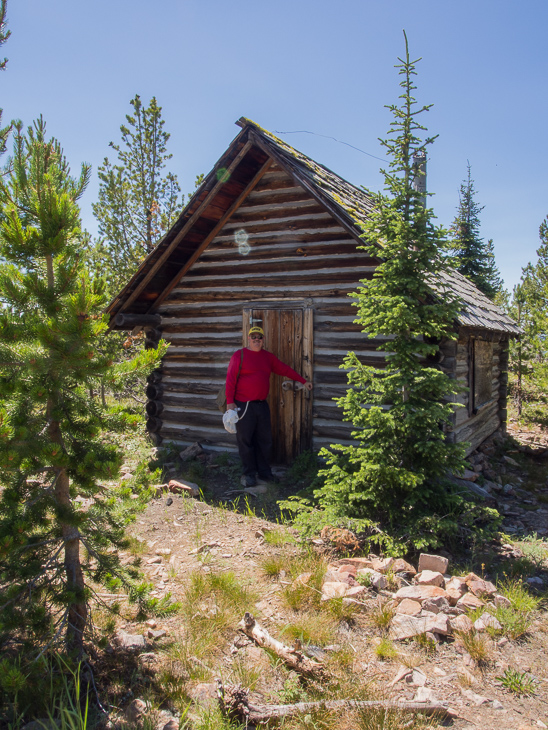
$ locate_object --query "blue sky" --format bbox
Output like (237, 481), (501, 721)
(2, 0), (547, 291)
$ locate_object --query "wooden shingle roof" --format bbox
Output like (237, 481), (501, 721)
(108, 117), (519, 336)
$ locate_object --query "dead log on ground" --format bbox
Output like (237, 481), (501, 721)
(179, 442), (205, 462)
(217, 680), (453, 724)
(238, 612), (323, 676)
(168, 479), (199, 497)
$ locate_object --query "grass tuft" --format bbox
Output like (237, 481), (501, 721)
(496, 667), (537, 696)
(368, 599), (395, 633)
(374, 637), (398, 661)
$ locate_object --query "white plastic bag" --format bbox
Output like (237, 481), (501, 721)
(222, 408), (239, 434)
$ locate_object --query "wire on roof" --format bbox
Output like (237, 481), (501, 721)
(272, 129), (387, 163)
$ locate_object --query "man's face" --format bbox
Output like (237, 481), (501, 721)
(248, 333), (264, 352)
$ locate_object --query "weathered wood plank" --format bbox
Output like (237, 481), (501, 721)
(188, 254), (374, 278)
(149, 156), (274, 313)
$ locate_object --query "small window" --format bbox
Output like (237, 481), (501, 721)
(471, 339), (493, 412)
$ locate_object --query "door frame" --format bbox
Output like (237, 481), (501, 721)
(242, 300), (314, 461)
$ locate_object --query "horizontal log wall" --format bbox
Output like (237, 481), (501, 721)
(154, 163), (379, 452)
(450, 330), (507, 455)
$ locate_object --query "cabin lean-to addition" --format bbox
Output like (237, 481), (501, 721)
(108, 118), (520, 463)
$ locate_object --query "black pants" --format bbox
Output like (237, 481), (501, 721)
(235, 400), (273, 478)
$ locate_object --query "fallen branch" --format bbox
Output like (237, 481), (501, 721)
(238, 612), (323, 676)
(217, 681), (453, 724)
(447, 475), (495, 504)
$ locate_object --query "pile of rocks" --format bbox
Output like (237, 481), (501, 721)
(318, 552), (513, 642)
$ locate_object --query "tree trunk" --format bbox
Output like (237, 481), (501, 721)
(50, 413), (87, 655)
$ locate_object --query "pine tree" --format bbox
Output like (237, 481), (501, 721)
(448, 163), (502, 299)
(0, 0), (11, 156)
(307, 35), (473, 551)
(92, 95), (185, 296)
(0, 119), (165, 655)
(509, 217), (548, 419)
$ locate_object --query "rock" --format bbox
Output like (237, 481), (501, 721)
(292, 572), (313, 588)
(390, 614), (432, 640)
(433, 666), (447, 676)
(497, 636), (509, 648)
(394, 585), (447, 603)
(161, 720), (179, 730)
(461, 688), (489, 706)
(334, 562), (357, 576)
(484, 479), (502, 492)
(413, 687), (439, 703)
(148, 628), (168, 640)
(321, 581), (348, 601)
(504, 455), (520, 467)
(332, 557), (375, 570)
(430, 613), (451, 635)
(474, 613), (502, 632)
(389, 613), (448, 640)
(418, 553), (449, 574)
(492, 699), (504, 710)
(114, 630), (146, 650)
(345, 585), (366, 599)
(391, 558), (417, 577)
(450, 615), (474, 633)
(138, 652), (161, 670)
(188, 681), (218, 707)
(395, 598), (422, 616)
(147, 556), (163, 564)
(125, 699), (148, 722)
(422, 596), (450, 614)
(461, 469), (478, 482)
(155, 548), (172, 556)
(370, 557), (394, 573)
(467, 578), (497, 599)
(408, 669), (427, 686)
(145, 619), (157, 628)
(357, 568), (387, 590)
(121, 472), (133, 481)
(444, 577), (467, 605)
(165, 497), (173, 506)
(168, 479), (199, 497)
(527, 576), (544, 588)
(320, 526), (360, 551)
(22, 721), (60, 730)
(456, 593), (484, 610)
(416, 570), (445, 588)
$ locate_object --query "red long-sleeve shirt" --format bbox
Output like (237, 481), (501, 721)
(225, 348), (306, 403)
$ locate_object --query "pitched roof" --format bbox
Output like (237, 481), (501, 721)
(435, 269), (520, 334)
(108, 117), (519, 335)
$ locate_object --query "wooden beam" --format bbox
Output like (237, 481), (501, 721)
(119, 139), (254, 313)
(147, 156), (274, 313)
(113, 312), (161, 329)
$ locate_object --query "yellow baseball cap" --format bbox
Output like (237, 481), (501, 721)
(248, 326), (264, 336)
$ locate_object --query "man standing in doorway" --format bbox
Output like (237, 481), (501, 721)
(226, 326), (313, 487)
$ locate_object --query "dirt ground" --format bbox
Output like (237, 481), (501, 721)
(92, 429), (548, 730)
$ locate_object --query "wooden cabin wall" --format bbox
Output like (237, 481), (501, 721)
(447, 330), (509, 455)
(149, 162), (381, 453)
(146, 161), (509, 459)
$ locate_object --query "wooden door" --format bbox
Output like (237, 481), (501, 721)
(243, 306), (313, 464)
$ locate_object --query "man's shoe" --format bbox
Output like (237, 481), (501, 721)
(241, 475), (257, 488)
(258, 472), (280, 484)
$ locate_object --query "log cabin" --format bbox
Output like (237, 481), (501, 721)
(107, 118), (520, 463)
